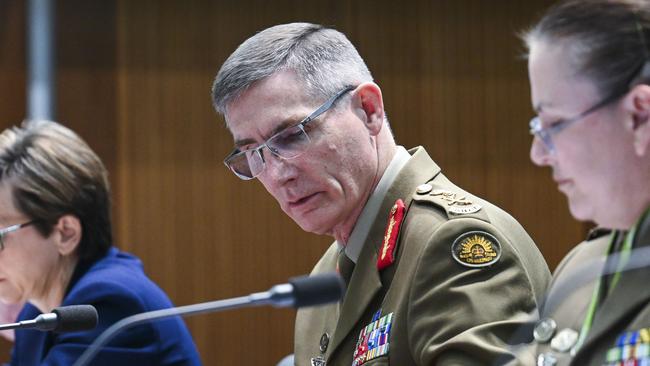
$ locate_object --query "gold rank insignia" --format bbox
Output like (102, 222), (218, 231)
(430, 189), (482, 215)
(451, 231), (501, 268)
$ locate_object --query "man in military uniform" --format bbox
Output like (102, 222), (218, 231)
(211, 22), (550, 365)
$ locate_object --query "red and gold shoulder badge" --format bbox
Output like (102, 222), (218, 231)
(451, 231), (501, 268)
(377, 199), (405, 271)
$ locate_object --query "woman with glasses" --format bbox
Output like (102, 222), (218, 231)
(524, 0), (650, 365)
(0, 120), (201, 365)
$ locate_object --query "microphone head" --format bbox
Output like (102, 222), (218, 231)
(288, 272), (346, 308)
(52, 305), (98, 332)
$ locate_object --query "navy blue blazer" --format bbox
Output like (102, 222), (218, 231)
(11, 247), (202, 366)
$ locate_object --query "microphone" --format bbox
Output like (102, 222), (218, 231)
(284, 272), (346, 307)
(0, 305), (98, 333)
(73, 272), (345, 366)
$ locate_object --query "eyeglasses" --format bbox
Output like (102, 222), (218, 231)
(530, 18), (650, 155)
(0, 220), (35, 251)
(530, 59), (650, 153)
(224, 86), (355, 180)
(529, 91), (624, 154)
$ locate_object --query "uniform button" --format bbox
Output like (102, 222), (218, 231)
(319, 333), (330, 353)
(550, 328), (579, 353)
(537, 352), (557, 366)
(416, 184), (432, 194)
(534, 318), (557, 343)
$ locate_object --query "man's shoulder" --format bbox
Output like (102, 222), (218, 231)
(408, 178), (489, 223)
(403, 173), (534, 248)
(399, 173), (549, 297)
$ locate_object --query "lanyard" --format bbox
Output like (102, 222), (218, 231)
(571, 210), (647, 354)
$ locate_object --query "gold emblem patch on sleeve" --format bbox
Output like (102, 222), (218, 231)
(451, 231), (501, 268)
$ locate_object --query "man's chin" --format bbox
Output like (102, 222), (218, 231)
(296, 221), (330, 236)
(291, 214), (332, 236)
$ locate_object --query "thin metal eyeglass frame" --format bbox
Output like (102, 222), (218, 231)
(530, 20), (650, 154)
(529, 90), (625, 153)
(224, 85), (355, 180)
(0, 220), (35, 251)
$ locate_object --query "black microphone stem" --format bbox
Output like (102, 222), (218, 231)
(0, 321), (23, 331)
(72, 292), (280, 366)
(0, 313), (57, 331)
(73, 273), (343, 366)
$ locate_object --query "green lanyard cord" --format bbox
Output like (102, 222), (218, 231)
(571, 208), (649, 355)
(571, 232), (617, 355)
(610, 226), (635, 291)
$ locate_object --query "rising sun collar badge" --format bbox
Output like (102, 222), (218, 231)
(451, 231), (501, 268)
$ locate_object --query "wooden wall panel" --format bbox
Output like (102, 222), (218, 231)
(0, 0), (588, 364)
(0, 0), (118, 361)
(116, 1), (577, 364)
(0, 1), (25, 127)
(57, 0), (118, 181)
(114, 2), (334, 364)
(0, 0), (25, 359)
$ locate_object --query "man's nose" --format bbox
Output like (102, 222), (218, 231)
(261, 149), (298, 182)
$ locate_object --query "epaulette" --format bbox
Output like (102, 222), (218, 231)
(411, 181), (490, 222)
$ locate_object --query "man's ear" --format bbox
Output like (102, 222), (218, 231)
(353, 82), (385, 136)
(54, 215), (81, 256)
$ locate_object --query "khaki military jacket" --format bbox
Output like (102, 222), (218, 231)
(533, 215), (650, 366)
(295, 147), (550, 366)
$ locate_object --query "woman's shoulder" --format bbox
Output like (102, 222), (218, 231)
(553, 232), (611, 278)
(66, 248), (174, 311)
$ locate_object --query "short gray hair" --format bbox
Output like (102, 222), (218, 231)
(211, 22), (374, 116)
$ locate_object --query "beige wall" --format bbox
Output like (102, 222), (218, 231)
(0, 1), (584, 364)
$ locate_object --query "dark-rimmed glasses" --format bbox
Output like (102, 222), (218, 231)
(224, 86), (355, 180)
(0, 220), (35, 251)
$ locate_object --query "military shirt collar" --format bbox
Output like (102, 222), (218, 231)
(337, 145), (411, 263)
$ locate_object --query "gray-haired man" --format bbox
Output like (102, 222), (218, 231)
(212, 22), (550, 366)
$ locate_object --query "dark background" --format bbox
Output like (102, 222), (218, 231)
(0, 1), (583, 364)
